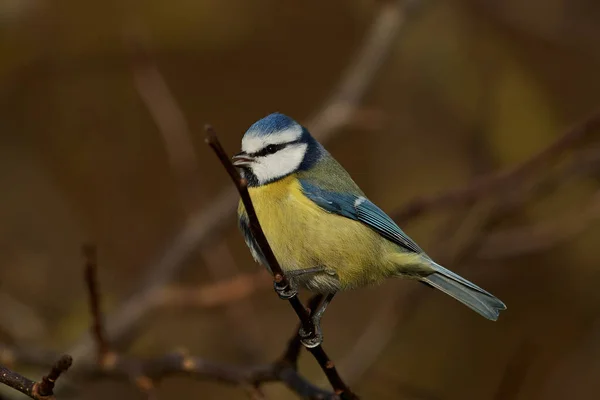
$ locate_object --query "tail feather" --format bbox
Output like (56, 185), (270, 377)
(422, 262), (506, 321)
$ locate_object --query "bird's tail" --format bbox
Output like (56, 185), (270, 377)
(421, 262), (506, 321)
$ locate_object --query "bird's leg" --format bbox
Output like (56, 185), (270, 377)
(273, 266), (326, 299)
(300, 292), (336, 348)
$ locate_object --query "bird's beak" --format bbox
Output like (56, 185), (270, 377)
(232, 152), (254, 167)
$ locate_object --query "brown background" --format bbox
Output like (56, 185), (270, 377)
(1, 0), (600, 399)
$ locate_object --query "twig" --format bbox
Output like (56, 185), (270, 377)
(64, 0), (409, 366)
(0, 344), (334, 400)
(130, 51), (192, 156)
(305, 0), (409, 140)
(83, 244), (111, 365)
(75, 246), (336, 399)
(205, 127), (358, 399)
(393, 108), (600, 223)
(100, 351), (334, 400)
(128, 23), (265, 358)
(127, 22), (203, 210)
(36, 357), (73, 398)
(279, 295), (325, 370)
(0, 355), (72, 400)
(157, 270), (271, 309)
(132, 64), (196, 184)
(477, 190), (600, 259)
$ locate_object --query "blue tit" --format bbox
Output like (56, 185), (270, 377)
(233, 113), (506, 347)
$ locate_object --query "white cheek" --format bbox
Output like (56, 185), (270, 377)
(251, 144), (307, 184)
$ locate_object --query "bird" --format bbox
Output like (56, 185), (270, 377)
(233, 112), (506, 347)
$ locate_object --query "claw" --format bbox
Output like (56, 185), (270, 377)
(299, 324), (323, 348)
(298, 291), (335, 348)
(298, 315), (324, 348)
(274, 280), (297, 300)
(300, 334), (323, 348)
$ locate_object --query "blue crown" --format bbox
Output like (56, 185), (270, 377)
(245, 113), (299, 137)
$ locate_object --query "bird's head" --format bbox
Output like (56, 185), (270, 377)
(232, 113), (322, 186)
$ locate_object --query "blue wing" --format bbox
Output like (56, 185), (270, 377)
(300, 181), (424, 254)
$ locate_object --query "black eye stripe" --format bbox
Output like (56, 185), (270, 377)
(250, 140), (300, 157)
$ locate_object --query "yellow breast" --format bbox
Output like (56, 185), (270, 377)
(238, 175), (401, 291)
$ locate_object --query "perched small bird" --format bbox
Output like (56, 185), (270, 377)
(234, 113), (506, 347)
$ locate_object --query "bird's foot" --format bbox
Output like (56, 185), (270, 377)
(273, 280), (298, 300)
(299, 324), (323, 348)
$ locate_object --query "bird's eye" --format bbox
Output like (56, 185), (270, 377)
(266, 144), (277, 154)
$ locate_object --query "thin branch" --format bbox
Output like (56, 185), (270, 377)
(477, 190), (600, 259)
(0, 344), (334, 400)
(305, 0), (410, 140)
(127, 22), (203, 210)
(205, 127), (357, 399)
(203, 128), (286, 283)
(279, 295), (325, 370)
(0, 355), (72, 400)
(36, 357), (73, 398)
(64, 0), (409, 366)
(83, 244), (111, 365)
(393, 108), (600, 223)
(130, 48), (194, 166)
(57, 246), (336, 399)
(97, 351), (334, 400)
(156, 271), (271, 309)
(129, 27), (265, 358)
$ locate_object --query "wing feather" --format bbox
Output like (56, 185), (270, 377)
(300, 181), (424, 254)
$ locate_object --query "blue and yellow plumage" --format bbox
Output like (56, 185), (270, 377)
(234, 113), (506, 346)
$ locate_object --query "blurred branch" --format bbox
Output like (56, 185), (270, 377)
(306, 0), (411, 139)
(478, 190), (600, 259)
(0, 344), (334, 400)
(128, 24), (202, 210)
(205, 127), (357, 399)
(156, 270), (271, 309)
(393, 108), (600, 224)
(474, 0), (600, 60)
(486, 144), (600, 216)
(63, 0), (410, 367)
(434, 199), (499, 265)
(130, 29), (265, 358)
(83, 244), (111, 365)
(0, 355), (72, 400)
(26, 246), (335, 399)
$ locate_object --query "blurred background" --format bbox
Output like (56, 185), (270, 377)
(1, 0), (600, 399)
